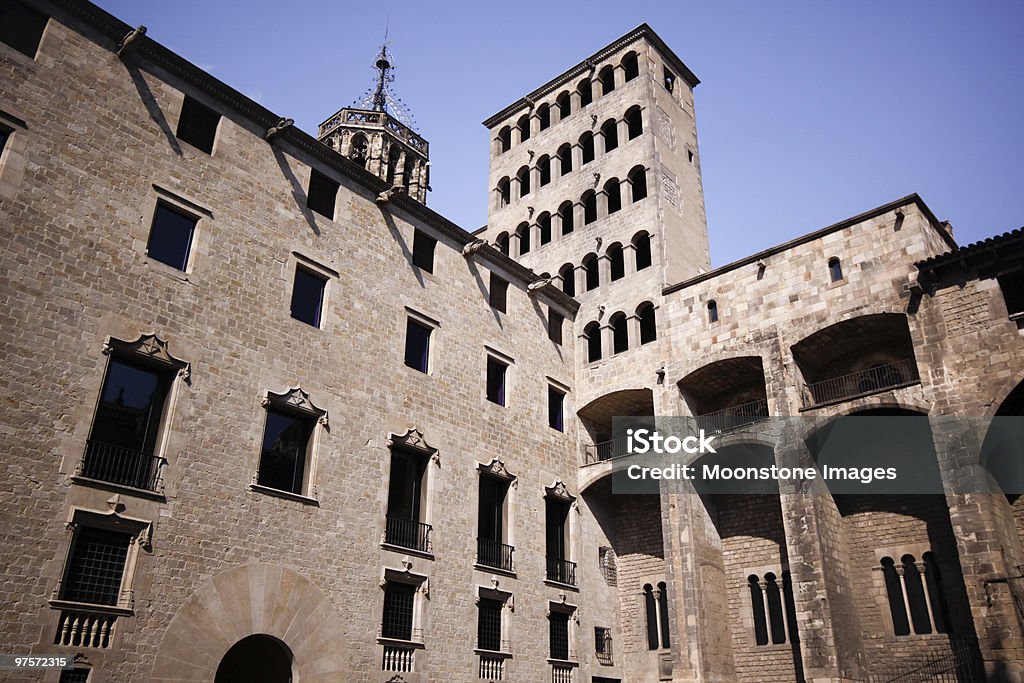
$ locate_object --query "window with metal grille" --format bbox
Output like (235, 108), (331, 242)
(61, 527), (131, 606)
(595, 626), (612, 656)
(59, 670), (90, 683)
(0, 0), (48, 58)
(147, 203), (197, 271)
(477, 597), (503, 651)
(382, 582), (416, 641)
(175, 95), (220, 154)
(306, 169), (339, 219)
(549, 611), (570, 660)
(412, 229), (436, 273)
(257, 407), (314, 494)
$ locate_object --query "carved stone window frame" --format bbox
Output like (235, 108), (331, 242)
(475, 580), (514, 655)
(251, 386), (328, 504)
(546, 597), (580, 665)
(477, 459), (518, 567)
(382, 427), (440, 554)
(378, 562), (430, 649)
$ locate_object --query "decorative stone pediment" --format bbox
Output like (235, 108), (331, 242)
(387, 427), (436, 456)
(103, 333), (190, 380)
(263, 387), (328, 427)
(545, 480), (575, 502)
(478, 459), (516, 482)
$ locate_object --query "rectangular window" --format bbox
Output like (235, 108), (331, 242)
(404, 318), (432, 373)
(412, 229), (436, 273)
(290, 266), (327, 328)
(548, 310), (563, 345)
(175, 95), (220, 154)
(548, 385), (565, 432)
(0, 0), (47, 58)
(477, 597), (504, 652)
(546, 497), (569, 563)
(381, 582), (416, 641)
(146, 203), (197, 271)
(60, 527), (131, 606)
(549, 611), (570, 660)
(477, 475), (511, 570)
(59, 670), (90, 683)
(489, 273), (508, 313)
(595, 626), (611, 655)
(385, 447), (430, 551)
(85, 357), (173, 490)
(663, 67), (676, 93)
(306, 169), (339, 219)
(257, 407), (314, 494)
(486, 355), (507, 406)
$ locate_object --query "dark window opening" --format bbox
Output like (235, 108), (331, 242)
(495, 232), (510, 255)
(663, 67), (676, 93)
(611, 314), (628, 354)
(608, 245), (625, 281)
(381, 582), (416, 641)
(478, 475), (512, 571)
(478, 597), (504, 652)
(215, 635), (292, 683)
(146, 203), (197, 272)
(61, 527), (131, 606)
(998, 270), (1024, 317)
(548, 386), (565, 432)
(585, 322), (602, 363)
(306, 169), (339, 219)
(634, 233), (652, 270)
(539, 213), (552, 245)
(290, 266), (327, 328)
(0, 127), (10, 155)
(486, 355), (508, 406)
(578, 79), (593, 107)
(412, 229), (436, 273)
(489, 273), (509, 313)
(622, 52), (639, 81)
(557, 92), (572, 119)
(558, 144), (573, 175)
(59, 670), (91, 683)
(517, 114), (530, 142)
(903, 555), (933, 635)
(517, 166), (531, 197)
(516, 223), (531, 255)
(545, 496), (570, 567)
(497, 177), (511, 207)
(882, 557), (911, 636)
(602, 119), (618, 152)
(626, 106), (643, 139)
(539, 156), (552, 186)
(85, 356), (172, 489)
(498, 127), (511, 153)
(0, 0), (47, 58)
(657, 581), (671, 648)
(638, 304), (657, 344)
(599, 66), (615, 95)
(644, 584), (659, 650)
(629, 167), (647, 201)
(606, 180), (622, 214)
(258, 407), (314, 494)
(385, 446), (430, 554)
(595, 626), (612, 656)
(583, 255), (599, 291)
(828, 257), (843, 282)
(349, 134), (368, 167)
(580, 133), (595, 165)
(583, 192), (597, 225)
(559, 264), (576, 297)
(707, 300), (718, 323)
(176, 96), (220, 154)
(404, 318), (432, 373)
(548, 309), (564, 345)
(549, 610), (570, 660)
(538, 104), (551, 131)
(559, 202), (575, 235)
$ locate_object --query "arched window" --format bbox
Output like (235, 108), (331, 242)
(638, 302), (656, 344)
(538, 155), (552, 186)
(582, 190), (597, 225)
(349, 133), (368, 167)
(611, 313), (628, 354)
(923, 552), (951, 634)
(657, 581), (671, 648)
(538, 212), (552, 245)
(881, 553), (950, 637)
(747, 571), (797, 647)
(643, 584), (659, 650)
(497, 177), (511, 207)
(556, 91), (571, 120)
(628, 165), (647, 201)
(386, 145), (401, 186)
(748, 575), (769, 645)
(607, 243), (624, 281)
(515, 222), (531, 255)
(583, 253), (599, 291)
(707, 300), (718, 323)
(559, 263), (575, 297)
(516, 166), (531, 197)
(633, 231), (652, 270)
(517, 114), (530, 143)
(402, 156), (414, 189)
(557, 143), (573, 175)
(601, 118), (618, 153)
(625, 105), (643, 139)
(497, 126), (511, 153)
(622, 51), (639, 82)
(537, 103), (551, 131)
(828, 257), (843, 282)
(599, 65), (615, 95)
(558, 201), (574, 235)
(585, 322), (602, 362)
(579, 132), (595, 165)
(604, 178), (621, 214)
(495, 232), (510, 255)
(578, 79), (593, 108)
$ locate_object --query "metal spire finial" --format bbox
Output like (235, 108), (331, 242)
(350, 21), (418, 130)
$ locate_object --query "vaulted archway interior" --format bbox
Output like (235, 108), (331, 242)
(215, 634), (293, 683)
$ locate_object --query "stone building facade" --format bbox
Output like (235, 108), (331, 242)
(1, 1), (1023, 682)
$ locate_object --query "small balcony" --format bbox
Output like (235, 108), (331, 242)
(384, 516), (432, 554)
(546, 557), (577, 586)
(479, 652), (509, 680)
(53, 606), (121, 648)
(477, 538), (514, 572)
(76, 440), (165, 492)
(381, 642), (415, 672)
(801, 358), (918, 409)
(583, 435), (631, 465)
(696, 398), (769, 434)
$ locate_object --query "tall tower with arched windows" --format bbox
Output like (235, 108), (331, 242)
(317, 42), (430, 203)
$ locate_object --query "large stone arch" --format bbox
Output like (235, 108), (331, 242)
(151, 562), (348, 682)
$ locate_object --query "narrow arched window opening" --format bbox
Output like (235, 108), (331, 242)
(556, 91), (571, 120)
(622, 52), (639, 82)
(585, 322), (602, 362)
(495, 233), (510, 255)
(538, 104), (551, 131)
(629, 166), (647, 201)
(638, 303), (656, 344)
(517, 114), (530, 143)
(349, 133), (368, 167)
(605, 179), (622, 215)
(538, 155), (551, 186)
(643, 584), (659, 650)
(497, 177), (511, 208)
(625, 106), (643, 139)
(634, 232), (652, 270)
(580, 133), (595, 165)
(498, 126), (511, 153)
(557, 144), (573, 176)
(583, 254), (599, 291)
(538, 213), (552, 245)
(602, 119), (618, 153)
(707, 300), (718, 323)
(578, 79), (593, 108)
(599, 65), (615, 95)
(516, 222), (531, 256)
(611, 313), (628, 354)
(559, 201), (575, 235)
(828, 257), (843, 282)
(517, 166), (530, 197)
(559, 264), (575, 297)
(583, 191), (597, 225)
(608, 244), (625, 281)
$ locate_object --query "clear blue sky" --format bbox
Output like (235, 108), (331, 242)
(94, 0), (1024, 267)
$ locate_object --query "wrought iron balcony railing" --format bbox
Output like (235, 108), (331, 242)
(77, 440), (165, 492)
(696, 399), (769, 434)
(546, 557), (577, 586)
(477, 537), (514, 572)
(583, 435), (631, 465)
(802, 358), (918, 409)
(384, 516), (432, 553)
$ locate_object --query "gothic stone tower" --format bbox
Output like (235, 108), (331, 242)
(318, 43), (430, 203)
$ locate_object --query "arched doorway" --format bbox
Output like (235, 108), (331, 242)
(215, 634), (292, 683)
